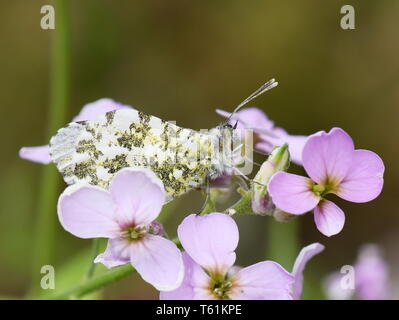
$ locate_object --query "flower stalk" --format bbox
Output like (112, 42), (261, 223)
(42, 237), (182, 300)
(43, 264), (136, 300)
(30, 0), (70, 295)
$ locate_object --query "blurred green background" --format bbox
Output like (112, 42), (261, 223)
(1, 0), (398, 299)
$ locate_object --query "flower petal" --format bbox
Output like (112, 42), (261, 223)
(230, 261), (294, 300)
(216, 107), (275, 131)
(19, 145), (51, 164)
(57, 184), (120, 239)
(255, 141), (274, 154)
(302, 128), (355, 185)
(160, 252), (200, 300)
(129, 234), (184, 291)
(355, 244), (390, 300)
(109, 168), (165, 227)
(277, 135), (307, 165)
(73, 98), (133, 122)
(94, 237), (130, 268)
(216, 108), (279, 148)
(268, 172), (320, 214)
(291, 243), (325, 299)
(314, 200), (345, 237)
(178, 213), (238, 274)
(336, 150), (384, 203)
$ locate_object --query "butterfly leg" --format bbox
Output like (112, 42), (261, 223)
(198, 176), (215, 215)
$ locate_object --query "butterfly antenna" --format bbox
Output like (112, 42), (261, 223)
(234, 168), (268, 188)
(227, 78), (278, 123)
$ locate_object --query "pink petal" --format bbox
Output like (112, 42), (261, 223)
(72, 98), (133, 122)
(94, 237), (131, 268)
(268, 172), (320, 214)
(178, 213), (238, 274)
(187, 257), (217, 300)
(278, 135), (307, 165)
(291, 243), (325, 299)
(336, 150), (384, 203)
(216, 107), (275, 131)
(258, 135), (307, 166)
(19, 145), (51, 164)
(57, 184), (120, 239)
(314, 200), (345, 237)
(129, 234), (184, 291)
(302, 128), (355, 185)
(109, 168), (165, 227)
(160, 252), (198, 300)
(161, 252), (224, 300)
(255, 141), (274, 154)
(230, 261), (294, 300)
(355, 244), (390, 300)
(216, 108), (278, 146)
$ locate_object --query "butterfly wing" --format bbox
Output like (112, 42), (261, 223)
(49, 109), (214, 200)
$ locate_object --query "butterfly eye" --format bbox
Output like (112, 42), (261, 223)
(223, 123), (233, 129)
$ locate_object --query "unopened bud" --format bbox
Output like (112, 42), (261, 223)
(148, 221), (165, 236)
(251, 144), (290, 215)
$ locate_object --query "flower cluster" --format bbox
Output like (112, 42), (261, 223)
(268, 127), (384, 236)
(20, 100), (385, 299)
(160, 213), (324, 299)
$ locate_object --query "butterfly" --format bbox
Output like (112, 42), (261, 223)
(49, 79), (277, 201)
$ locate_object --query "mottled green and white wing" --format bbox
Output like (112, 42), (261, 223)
(49, 109), (216, 200)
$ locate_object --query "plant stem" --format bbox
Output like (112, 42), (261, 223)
(86, 239), (101, 279)
(199, 196), (216, 215)
(43, 264), (136, 300)
(267, 219), (299, 270)
(41, 238), (180, 299)
(30, 0), (70, 295)
(225, 190), (253, 215)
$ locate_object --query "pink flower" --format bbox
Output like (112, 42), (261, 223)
(19, 98), (133, 164)
(268, 128), (384, 236)
(355, 245), (390, 300)
(160, 213), (324, 300)
(324, 244), (390, 300)
(291, 242), (325, 299)
(57, 168), (184, 291)
(216, 107), (307, 165)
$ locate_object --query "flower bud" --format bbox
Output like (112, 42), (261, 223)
(251, 144), (290, 215)
(148, 221), (165, 236)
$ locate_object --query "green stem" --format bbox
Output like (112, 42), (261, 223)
(43, 264), (135, 300)
(199, 196), (216, 215)
(267, 219), (299, 270)
(86, 239), (101, 279)
(42, 238), (180, 299)
(225, 190), (253, 215)
(30, 0), (70, 295)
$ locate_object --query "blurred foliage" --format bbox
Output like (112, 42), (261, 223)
(0, 0), (398, 299)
